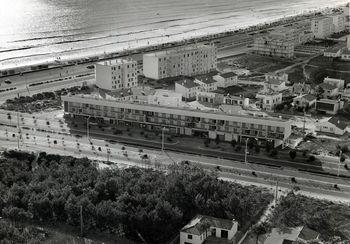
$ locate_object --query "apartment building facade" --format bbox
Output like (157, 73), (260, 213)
(311, 17), (334, 39)
(62, 95), (291, 147)
(95, 59), (138, 91)
(143, 45), (217, 80)
(253, 36), (294, 58)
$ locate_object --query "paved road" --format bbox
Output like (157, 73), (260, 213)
(1, 123), (350, 202)
(1, 109), (350, 201)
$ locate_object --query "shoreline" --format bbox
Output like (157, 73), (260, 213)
(0, 3), (347, 77)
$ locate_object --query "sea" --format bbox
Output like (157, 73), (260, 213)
(0, 0), (348, 70)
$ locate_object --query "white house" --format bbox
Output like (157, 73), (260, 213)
(319, 83), (339, 98)
(175, 78), (202, 99)
(256, 91), (283, 111)
(324, 77), (345, 89)
(316, 117), (348, 135)
(147, 89), (183, 107)
(292, 94), (317, 109)
(264, 73), (288, 92)
(180, 215), (238, 244)
(213, 72), (238, 88)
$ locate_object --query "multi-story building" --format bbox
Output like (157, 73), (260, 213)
(62, 94), (292, 147)
(330, 13), (346, 33)
(143, 45), (217, 80)
(264, 73), (288, 92)
(194, 75), (219, 93)
(95, 59), (138, 91)
(252, 36), (294, 58)
(311, 17), (333, 39)
(269, 26), (312, 45)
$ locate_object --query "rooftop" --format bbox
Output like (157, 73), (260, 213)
(317, 99), (340, 104)
(181, 215), (236, 236)
(63, 94), (288, 122)
(143, 44), (214, 57)
(196, 76), (217, 85)
(295, 94), (316, 102)
(220, 72), (237, 79)
(263, 226), (319, 244)
(328, 117), (348, 130)
(175, 78), (200, 89)
(96, 58), (135, 66)
(319, 83), (337, 90)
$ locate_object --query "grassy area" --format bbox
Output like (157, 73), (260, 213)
(229, 54), (294, 73)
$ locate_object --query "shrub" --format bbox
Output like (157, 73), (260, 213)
(254, 146), (260, 154)
(289, 150), (297, 160)
(307, 155), (315, 162)
(231, 139), (237, 147)
(270, 149), (278, 157)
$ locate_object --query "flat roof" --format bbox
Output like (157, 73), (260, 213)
(63, 94), (290, 124)
(176, 78), (200, 89)
(220, 72), (237, 78)
(96, 58), (135, 66)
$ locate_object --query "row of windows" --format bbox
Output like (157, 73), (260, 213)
(71, 103), (285, 133)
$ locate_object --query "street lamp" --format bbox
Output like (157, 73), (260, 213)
(338, 150), (342, 177)
(86, 116), (91, 140)
(161, 127), (166, 152)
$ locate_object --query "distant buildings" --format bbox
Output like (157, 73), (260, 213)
(180, 215), (238, 244)
(252, 36), (294, 58)
(143, 45), (217, 80)
(95, 59), (138, 91)
(311, 17), (334, 39)
(311, 13), (346, 39)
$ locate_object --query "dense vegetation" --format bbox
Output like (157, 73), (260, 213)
(0, 150), (272, 243)
(0, 220), (48, 244)
(267, 192), (350, 241)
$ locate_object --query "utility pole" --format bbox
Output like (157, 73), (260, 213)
(338, 150), (342, 177)
(244, 138), (249, 164)
(275, 181), (279, 207)
(161, 127), (166, 152)
(16, 112), (21, 150)
(80, 205), (84, 237)
(86, 116), (90, 140)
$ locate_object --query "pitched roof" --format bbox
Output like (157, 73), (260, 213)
(220, 72), (237, 78)
(319, 82), (337, 90)
(298, 226), (320, 241)
(176, 79), (200, 89)
(181, 215), (236, 235)
(302, 94), (316, 101)
(328, 117), (348, 130)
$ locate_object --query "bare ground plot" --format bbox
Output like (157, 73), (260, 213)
(298, 135), (350, 157)
(226, 54), (295, 74)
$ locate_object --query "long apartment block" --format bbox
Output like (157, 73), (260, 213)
(143, 44), (217, 80)
(62, 95), (292, 147)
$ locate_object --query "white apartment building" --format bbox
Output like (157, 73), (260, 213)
(253, 36), (294, 58)
(330, 13), (346, 33)
(143, 45), (217, 80)
(95, 59), (138, 91)
(194, 76), (219, 93)
(62, 94), (292, 147)
(213, 72), (238, 88)
(269, 26), (312, 45)
(311, 17), (333, 39)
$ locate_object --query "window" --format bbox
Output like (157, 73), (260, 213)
(188, 234), (192, 239)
